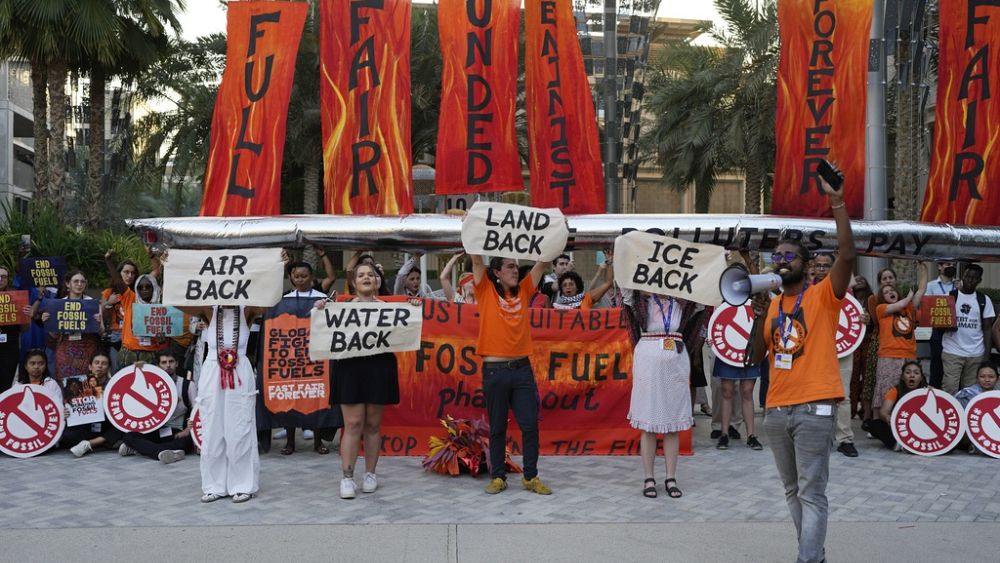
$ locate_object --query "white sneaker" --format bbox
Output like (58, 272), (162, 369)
(303, 429), (315, 440)
(340, 477), (357, 499)
(158, 449), (186, 464)
(362, 472), (378, 493)
(119, 444), (137, 457)
(70, 440), (93, 458)
(273, 429), (287, 440)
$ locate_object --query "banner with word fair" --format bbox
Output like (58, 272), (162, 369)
(0, 291), (29, 326)
(43, 299), (101, 334)
(131, 304), (186, 337)
(435, 0), (523, 195)
(17, 256), (66, 290)
(524, 0), (605, 214)
(773, 0), (871, 218)
(261, 297), (333, 415)
(309, 301), (423, 360)
(613, 232), (728, 306)
(200, 1), (307, 216)
(320, 0), (413, 214)
(461, 202), (570, 262)
(922, 0), (1000, 225)
(162, 248), (284, 307)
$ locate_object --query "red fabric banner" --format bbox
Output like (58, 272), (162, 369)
(320, 0), (413, 214)
(435, 0), (523, 195)
(773, 0), (871, 218)
(922, 0), (1000, 225)
(261, 300), (331, 415)
(200, 1), (307, 216)
(524, 0), (605, 214)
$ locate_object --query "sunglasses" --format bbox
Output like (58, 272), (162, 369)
(770, 251), (801, 264)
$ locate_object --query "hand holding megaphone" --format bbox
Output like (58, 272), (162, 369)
(719, 264), (782, 306)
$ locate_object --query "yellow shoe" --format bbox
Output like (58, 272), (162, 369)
(521, 476), (552, 495)
(485, 477), (508, 494)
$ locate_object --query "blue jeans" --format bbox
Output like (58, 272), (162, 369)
(482, 362), (539, 480)
(763, 401), (836, 563)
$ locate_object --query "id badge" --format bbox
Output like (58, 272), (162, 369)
(0, 333), (7, 344)
(69, 332), (82, 341)
(138, 336), (152, 347)
(774, 353), (793, 370)
(662, 338), (676, 352)
(159, 426), (173, 438)
(91, 423), (103, 433)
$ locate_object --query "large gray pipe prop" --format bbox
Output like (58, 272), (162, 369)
(126, 214), (1000, 262)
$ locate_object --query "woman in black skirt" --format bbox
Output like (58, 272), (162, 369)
(315, 263), (401, 499)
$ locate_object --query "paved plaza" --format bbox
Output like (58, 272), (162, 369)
(2, 416), (997, 561)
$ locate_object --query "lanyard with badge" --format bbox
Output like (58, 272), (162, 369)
(774, 290), (804, 370)
(652, 295), (680, 352)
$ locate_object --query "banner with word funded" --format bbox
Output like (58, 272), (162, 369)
(18, 256), (66, 290)
(613, 232), (727, 306)
(320, 0), (413, 214)
(162, 248), (284, 307)
(461, 202), (569, 262)
(200, 1), (307, 216)
(922, 0), (1000, 225)
(435, 0), (522, 195)
(0, 291), (29, 326)
(131, 304), (185, 337)
(773, 0), (871, 218)
(309, 301), (423, 360)
(43, 299), (101, 334)
(261, 298), (335, 417)
(524, 0), (605, 214)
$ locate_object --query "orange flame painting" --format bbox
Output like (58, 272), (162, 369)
(773, 0), (871, 218)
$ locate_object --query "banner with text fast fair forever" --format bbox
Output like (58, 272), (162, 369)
(773, 0), (871, 218)
(200, 1), (307, 216)
(321, 0), (413, 214)
(435, 0), (523, 195)
(525, 0), (605, 214)
(922, 0), (1000, 225)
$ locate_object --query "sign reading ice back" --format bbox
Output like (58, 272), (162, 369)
(163, 248), (284, 307)
(18, 256), (67, 289)
(131, 304), (185, 337)
(43, 299), (101, 334)
(614, 232), (727, 306)
(461, 202), (569, 262)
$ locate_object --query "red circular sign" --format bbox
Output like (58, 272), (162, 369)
(190, 406), (203, 450)
(103, 364), (177, 434)
(0, 385), (65, 458)
(964, 391), (1000, 458)
(891, 388), (966, 456)
(835, 294), (867, 358)
(709, 304), (755, 367)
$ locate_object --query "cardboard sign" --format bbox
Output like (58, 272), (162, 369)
(461, 202), (569, 262)
(919, 295), (957, 328)
(965, 391), (1000, 459)
(0, 291), (29, 326)
(43, 299), (101, 334)
(309, 301), (423, 361)
(709, 304), (755, 367)
(262, 297), (332, 414)
(0, 385), (65, 458)
(190, 406), (203, 450)
(836, 294), (867, 358)
(614, 232), (727, 306)
(17, 256), (67, 289)
(163, 248), (283, 307)
(60, 374), (105, 426)
(131, 304), (185, 337)
(103, 364), (178, 434)
(891, 388), (966, 456)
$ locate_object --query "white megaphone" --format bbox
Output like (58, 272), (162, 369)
(719, 264), (783, 306)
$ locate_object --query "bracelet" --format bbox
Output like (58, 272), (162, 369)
(830, 202), (845, 210)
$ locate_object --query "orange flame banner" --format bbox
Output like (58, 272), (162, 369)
(923, 0), (1000, 225)
(525, 0), (605, 214)
(435, 0), (523, 195)
(200, 1), (307, 216)
(320, 0), (413, 215)
(773, 0), (871, 218)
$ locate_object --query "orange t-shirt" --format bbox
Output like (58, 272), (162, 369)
(763, 276), (845, 408)
(884, 387), (898, 403)
(474, 275), (535, 358)
(876, 303), (917, 359)
(101, 288), (124, 331)
(121, 289), (168, 352)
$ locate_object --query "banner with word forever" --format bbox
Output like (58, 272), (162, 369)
(320, 0), (413, 214)
(200, 1), (307, 216)
(435, 0), (523, 195)
(525, 0), (605, 214)
(922, 0), (1000, 225)
(162, 248), (284, 307)
(772, 0), (871, 218)
(261, 297), (333, 415)
(613, 232), (727, 306)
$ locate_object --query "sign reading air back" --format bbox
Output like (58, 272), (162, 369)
(309, 301), (423, 361)
(200, 1), (307, 216)
(163, 248), (283, 307)
(461, 202), (569, 262)
(613, 232), (727, 306)
(18, 256), (67, 289)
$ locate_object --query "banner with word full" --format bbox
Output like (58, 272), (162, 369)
(435, 0), (523, 195)
(773, 0), (871, 218)
(18, 256), (66, 290)
(524, 0), (604, 214)
(200, 1), (307, 216)
(320, 0), (413, 214)
(922, 0), (1000, 225)
(43, 299), (101, 334)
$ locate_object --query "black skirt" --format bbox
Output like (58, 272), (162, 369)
(331, 352), (400, 405)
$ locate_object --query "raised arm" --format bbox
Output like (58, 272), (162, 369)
(912, 261), (929, 310)
(105, 249), (128, 294)
(440, 252), (464, 302)
(587, 258), (614, 303)
(823, 165), (856, 299)
(884, 290), (915, 314)
(529, 260), (550, 289)
(393, 252), (421, 295)
(314, 245), (337, 293)
(471, 254), (487, 285)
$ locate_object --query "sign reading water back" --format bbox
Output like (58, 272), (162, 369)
(18, 256), (67, 289)
(461, 201), (569, 262)
(309, 301), (423, 361)
(163, 248), (284, 307)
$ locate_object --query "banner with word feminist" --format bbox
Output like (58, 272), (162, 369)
(201, 1), (307, 216)
(922, 0), (1000, 225)
(773, 0), (871, 218)
(525, 0), (604, 214)
(320, 0), (413, 214)
(435, 0), (523, 195)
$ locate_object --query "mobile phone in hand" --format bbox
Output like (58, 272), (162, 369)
(816, 159), (843, 191)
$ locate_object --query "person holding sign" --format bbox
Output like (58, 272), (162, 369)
(101, 258), (139, 371)
(38, 270), (103, 381)
(439, 252), (475, 304)
(551, 256), (614, 310)
(12, 348), (62, 404)
(60, 352), (125, 458)
(868, 361), (927, 451)
(872, 262), (928, 412)
(0, 265), (35, 391)
(313, 263), (403, 499)
(105, 250), (168, 367)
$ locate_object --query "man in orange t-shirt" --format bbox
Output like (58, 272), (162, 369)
(751, 166), (855, 563)
(471, 254), (551, 496)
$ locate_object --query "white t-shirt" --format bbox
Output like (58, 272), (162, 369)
(925, 278), (956, 296)
(942, 291), (996, 357)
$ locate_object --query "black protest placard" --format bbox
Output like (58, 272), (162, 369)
(18, 256), (67, 290)
(43, 299), (101, 334)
